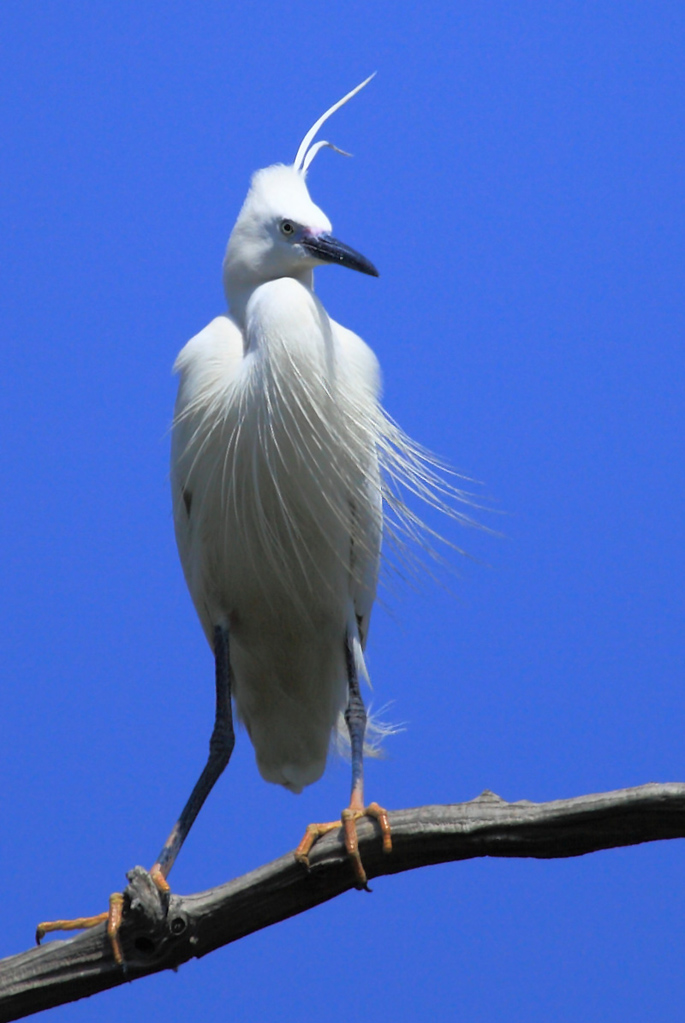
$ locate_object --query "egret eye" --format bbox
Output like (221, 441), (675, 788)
(280, 220), (295, 237)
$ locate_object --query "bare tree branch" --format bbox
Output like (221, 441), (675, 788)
(1, 782), (684, 1022)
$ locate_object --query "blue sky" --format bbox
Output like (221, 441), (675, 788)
(2, 3), (684, 1020)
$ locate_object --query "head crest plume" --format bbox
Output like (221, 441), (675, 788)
(293, 73), (376, 175)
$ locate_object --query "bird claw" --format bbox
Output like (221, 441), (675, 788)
(294, 820), (341, 869)
(35, 867), (170, 966)
(294, 801), (392, 886)
(149, 864), (171, 894)
(106, 892), (125, 964)
(36, 891), (127, 965)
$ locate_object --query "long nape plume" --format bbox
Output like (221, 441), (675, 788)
(293, 73), (376, 175)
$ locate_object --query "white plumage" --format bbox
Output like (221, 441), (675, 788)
(171, 105), (386, 793)
(170, 79), (469, 799)
(171, 277), (382, 792)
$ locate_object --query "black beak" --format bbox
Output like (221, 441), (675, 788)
(300, 233), (379, 277)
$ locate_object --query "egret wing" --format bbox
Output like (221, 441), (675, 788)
(330, 318), (383, 649)
(171, 314), (245, 638)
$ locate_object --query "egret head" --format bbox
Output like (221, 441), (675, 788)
(223, 76), (378, 319)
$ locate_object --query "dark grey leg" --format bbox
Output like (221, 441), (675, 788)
(151, 623), (235, 883)
(36, 625), (235, 962)
(344, 633), (367, 812)
(294, 628), (391, 884)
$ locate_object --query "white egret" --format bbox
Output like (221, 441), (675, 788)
(38, 75), (470, 961)
(156, 73), (388, 892)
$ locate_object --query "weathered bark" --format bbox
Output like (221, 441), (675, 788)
(1, 782), (684, 1022)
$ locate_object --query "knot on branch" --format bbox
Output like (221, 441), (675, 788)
(472, 789), (506, 803)
(118, 868), (192, 968)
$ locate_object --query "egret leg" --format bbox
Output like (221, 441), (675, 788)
(150, 623), (235, 886)
(36, 624), (235, 963)
(294, 630), (391, 886)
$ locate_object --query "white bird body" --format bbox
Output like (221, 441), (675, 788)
(172, 264), (382, 792)
(167, 84), (469, 807)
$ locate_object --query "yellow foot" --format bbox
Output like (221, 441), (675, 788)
(36, 892), (126, 964)
(35, 869), (169, 965)
(295, 801), (392, 888)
